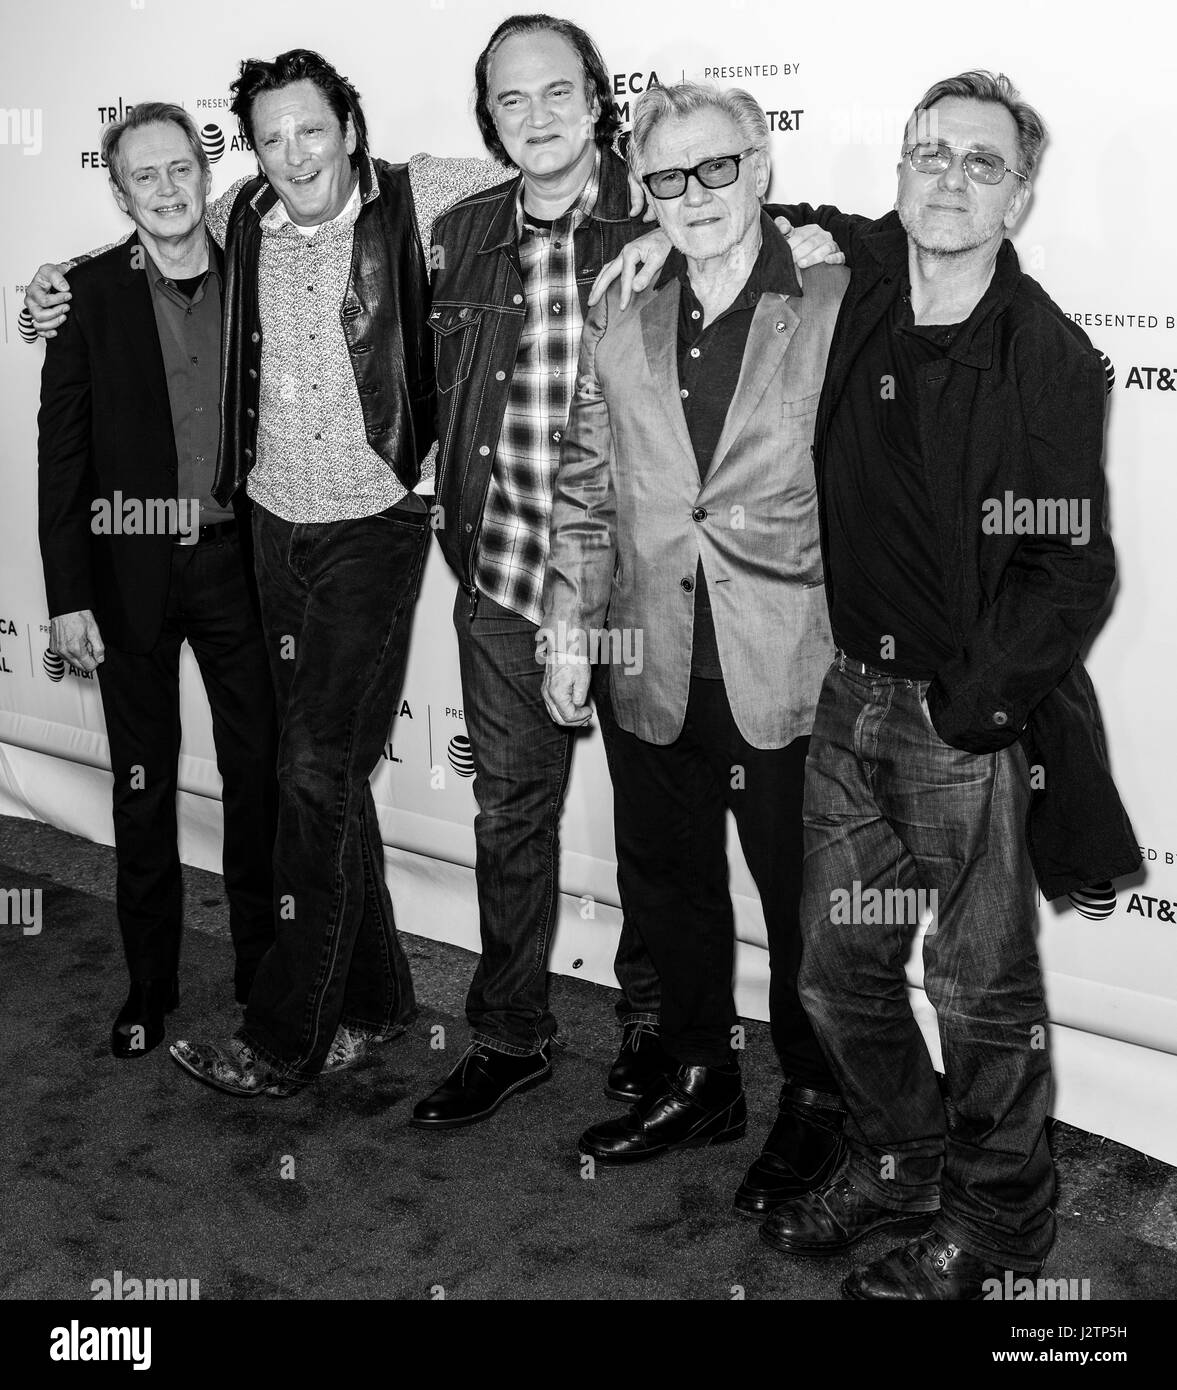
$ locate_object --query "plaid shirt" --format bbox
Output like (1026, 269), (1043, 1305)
(473, 152), (602, 624)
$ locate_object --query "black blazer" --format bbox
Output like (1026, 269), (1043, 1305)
(38, 234), (227, 654)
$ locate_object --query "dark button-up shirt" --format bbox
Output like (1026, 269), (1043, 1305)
(145, 241), (233, 527)
(659, 219), (802, 677)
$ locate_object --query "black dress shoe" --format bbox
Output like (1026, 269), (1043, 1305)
(604, 1021), (668, 1102)
(843, 1232), (1005, 1300)
(760, 1174), (934, 1255)
(111, 976), (180, 1059)
(579, 1062), (746, 1164)
(733, 1078), (847, 1216)
(410, 1043), (552, 1130)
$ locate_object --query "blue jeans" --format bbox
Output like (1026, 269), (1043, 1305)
(239, 501), (428, 1082)
(798, 655), (1055, 1271)
(454, 590), (660, 1056)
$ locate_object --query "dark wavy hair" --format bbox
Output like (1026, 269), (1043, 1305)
(229, 48), (369, 167)
(474, 14), (621, 167)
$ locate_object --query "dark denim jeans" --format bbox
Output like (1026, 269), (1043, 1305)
(453, 589), (660, 1056)
(98, 533), (277, 985)
(240, 501), (428, 1082)
(798, 655), (1055, 1271)
(599, 674), (835, 1087)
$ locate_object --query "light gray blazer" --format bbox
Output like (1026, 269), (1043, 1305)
(543, 247), (848, 749)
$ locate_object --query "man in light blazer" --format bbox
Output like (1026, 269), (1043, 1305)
(541, 82), (849, 1211)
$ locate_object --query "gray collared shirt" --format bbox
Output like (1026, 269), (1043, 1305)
(145, 240), (233, 527)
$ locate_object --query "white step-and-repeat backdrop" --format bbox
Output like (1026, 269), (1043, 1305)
(1, 0), (1174, 1160)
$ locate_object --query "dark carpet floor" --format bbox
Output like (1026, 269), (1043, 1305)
(1, 814), (1174, 1305)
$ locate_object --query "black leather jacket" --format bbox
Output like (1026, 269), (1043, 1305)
(429, 147), (646, 591)
(780, 203), (1140, 897)
(213, 155), (435, 506)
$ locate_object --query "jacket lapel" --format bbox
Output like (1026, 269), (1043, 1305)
(705, 294), (798, 482)
(111, 234), (172, 426)
(639, 280), (696, 467)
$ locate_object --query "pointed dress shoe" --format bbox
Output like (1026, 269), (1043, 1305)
(605, 1021), (668, 1102)
(843, 1232), (1006, 1300)
(733, 1078), (847, 1216)
(579, 1062), (746, 1164)
(169, 1036), (301, 1097)
(410, 1042), (552, 1129)
(760, 1173), (934, 1254)
(111, 976), (180, 1058)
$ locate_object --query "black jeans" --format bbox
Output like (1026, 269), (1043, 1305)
(97, 533), (277, 986)
(600, 674), (833, 1087)
(241, 501), (428, 1082)
(453, 590), (660, 1056)
(799, 657), (1054, 1270)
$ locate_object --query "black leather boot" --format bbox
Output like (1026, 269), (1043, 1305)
(111, 976), (180, 1058)
(580, 1061), (746, 1163)
(733, 1077), (847, 1215)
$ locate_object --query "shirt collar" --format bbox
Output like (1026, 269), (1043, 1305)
(143, 231), (222, 290)
(515, 144), (603, 240)
(656, 208), (802, 299)
(253, 151), (377, 232)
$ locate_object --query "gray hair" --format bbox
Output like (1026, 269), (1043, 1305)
(629, 81), (769, 178)
(101, 101), (210, 195)
(910, 70), (1046, 180)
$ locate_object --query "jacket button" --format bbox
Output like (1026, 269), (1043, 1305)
(479, 445), (490, 456)
(465, 523), (473, 533)
(692, 507), (707, 522)
(680, 577), (694, 593)
(244, 449), (253, 459)
(513, 293), (523, 305)
(992, 710), (1009, 726)
(246, 408), (255, 419)
(248, 368), (258, 379)
(250, 332), (260, 344)
(495, 370), (506, 381)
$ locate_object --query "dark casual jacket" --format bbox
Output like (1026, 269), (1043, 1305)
(429, 147), (648, 591)
(213, 155), (435, 506)
(39, 236), (233, 653)
(778, 204), (1140, 898)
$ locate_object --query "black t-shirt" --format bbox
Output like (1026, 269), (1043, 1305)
(824, 292), (961, 679)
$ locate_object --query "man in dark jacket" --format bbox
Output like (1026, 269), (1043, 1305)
(415, 15), (847, 1132)
(37, 104), (277, 1060)
(756, 71), (1139, 1299)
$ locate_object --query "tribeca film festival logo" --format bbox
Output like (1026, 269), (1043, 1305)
(81, 97), (249, 170)
(0, 106), (43, 156)
(0, 886), (42, 935)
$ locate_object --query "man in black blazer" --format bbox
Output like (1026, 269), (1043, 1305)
(37, 103), (277, 1059)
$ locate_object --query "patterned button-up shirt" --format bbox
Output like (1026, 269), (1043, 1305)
(73, 154), (510, 522)
(473, 151), (602, 624)
(204, 153), (507, 523)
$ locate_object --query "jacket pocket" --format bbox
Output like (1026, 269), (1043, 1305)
(430, 305), (481, 394)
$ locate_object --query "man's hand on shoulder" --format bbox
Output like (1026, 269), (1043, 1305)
(589, 228), (673, 310)
(25, 263), (73, 339)
(775, 218), (846, 272)
(49, 610), (104, 672)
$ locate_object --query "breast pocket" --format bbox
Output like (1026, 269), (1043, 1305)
(780, 389), (822, 420)
(430, 305), (482, 395)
